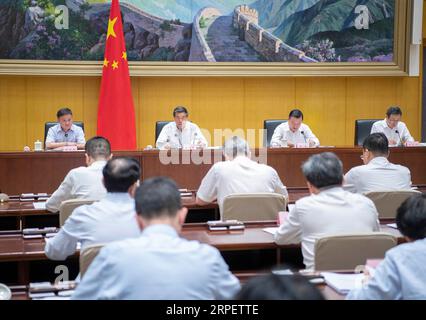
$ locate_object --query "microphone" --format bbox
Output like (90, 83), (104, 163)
(301, 131), (307, 143)
(65, 133), (68, 138)
(395, 130), (404, 147)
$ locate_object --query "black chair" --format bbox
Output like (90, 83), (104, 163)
(155, 121), (172, 142)
(263, 120), (287, 147)
(354, 119), (380, 146)
(44, 121), (84, 145)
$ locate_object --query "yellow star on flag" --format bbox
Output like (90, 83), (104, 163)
(122, 51), (127, 60)
(107, 17), (118, 39)
(103, 58), (109, 67)
(112, 60), (119, 70)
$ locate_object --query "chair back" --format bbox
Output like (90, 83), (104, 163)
(364, 190), (421, 219)
(59, 199), (95, 226)
(314, 233), (397, 271)
(44, 121), (84, 145)
(354, 119), (380, 146)
(155, 121), (172, 142)
(263, 120), (287, 147)
(79, 244), (104, 278)
(222, 193), (287, 221)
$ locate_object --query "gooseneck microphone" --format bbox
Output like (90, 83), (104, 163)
(301, 131), (307, 143)
(395, 130), (404, 147)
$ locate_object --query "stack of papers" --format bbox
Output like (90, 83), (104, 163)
(263, 227), (278, 235)
(33, 202), (47, 210)
(321, 272), (364, 294)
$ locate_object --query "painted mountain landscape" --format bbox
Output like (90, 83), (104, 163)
(0, 0), (395, 62)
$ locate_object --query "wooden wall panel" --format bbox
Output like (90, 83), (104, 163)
(0, 75), (422, 151)
(244, 78), (296, 147)
(295, 78), (347, 146)
(0, 77), (27, 150)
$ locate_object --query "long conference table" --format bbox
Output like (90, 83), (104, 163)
(1, 146), (426, 194)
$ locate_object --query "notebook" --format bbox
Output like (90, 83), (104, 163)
(321, 272), (364, 295)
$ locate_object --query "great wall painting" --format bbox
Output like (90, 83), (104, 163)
(0, 0), (395, 63)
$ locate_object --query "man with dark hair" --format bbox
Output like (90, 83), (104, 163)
(275, 152), (379, 270)
(45, 157), (141, 261)
(235, 273), (324, 300)
(344, 133), (411, 193)
(46, 107), (86, 150)
(156, 106), (208, 149)
(347, 194), (426, 299)
(371, 106), (414, 146)
(72, 177), (240, 299)
(270, 109), (320, 148)
(46, 136), (112, 213)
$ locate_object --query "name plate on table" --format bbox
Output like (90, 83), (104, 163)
(295, 143), (310, 148)
(207, 220), (245, 231)
(62, 146), (78, 152)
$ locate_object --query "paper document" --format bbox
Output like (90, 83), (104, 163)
(263, 227), (279, 235)
(321, 272), (364, 294)
(33, 202), (47, 210)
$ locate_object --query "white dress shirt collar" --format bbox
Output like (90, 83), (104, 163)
(141, 224), (179, 238)
(368, 157), (389, 166)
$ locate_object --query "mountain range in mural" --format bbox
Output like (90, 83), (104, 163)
(0, 0), (395, 62)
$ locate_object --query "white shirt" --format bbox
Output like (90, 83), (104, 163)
(72, 224), (240, 300)
(46, 124), (86, 144)
(270, 122), (320, 147)
(156, 121), (208, 149)
(45, 193), (140, 261)
(274, 187), (380, 270)
(46, 161), (107, 213)
(371, 119), (414, 146)
(347, 238), (426, 300)
(344, 157), (412, 194)
(197, 156), (288, 214)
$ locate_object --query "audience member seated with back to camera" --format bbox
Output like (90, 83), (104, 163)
(46, 136), (112, 213)
(72, 177), (240, 300)
(155, 106), (208, 150)
(45, 157), (141, 261)
(274, 152), (380, 270)
(370, 106), (415, 147)
(270, 109), (320, 148)
(347, 194), (426, 300)
(45, 107), (86, 150)
(344, 133), (412, 194)
(235, 273), (324, 300)
(196, 136), (288, 215)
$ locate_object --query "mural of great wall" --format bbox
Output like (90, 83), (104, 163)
(0, 0), (395, 63)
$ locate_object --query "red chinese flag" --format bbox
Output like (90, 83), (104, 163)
(97, 0), (136, 150)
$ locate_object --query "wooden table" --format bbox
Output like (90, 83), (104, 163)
(0, 222), (402, 286)
(1, 147), (425, 194)
(0, 189), (311, 229)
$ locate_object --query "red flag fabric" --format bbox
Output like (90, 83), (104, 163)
(97, 0), (136, 150)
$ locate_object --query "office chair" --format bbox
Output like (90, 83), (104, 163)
(314, 233), (397, 271)
(222, 193), (287, 222)
(80, 243), (104, 278)
(59, 199), (95, 226)
(364, 190), (421, 219)
(263, 120), (287, 147)
(354, 119), (380, 146)
(155, 121), (172, 143)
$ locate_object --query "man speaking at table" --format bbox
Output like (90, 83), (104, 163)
(156, 106), (208, 150)
(270, 109), (320, 148)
